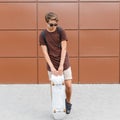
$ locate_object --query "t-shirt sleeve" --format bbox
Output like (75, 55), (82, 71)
(60, 28), (68, 42)
(39, 31), (46, 46)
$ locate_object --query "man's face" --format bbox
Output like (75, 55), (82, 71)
(47, 20), (58, 30)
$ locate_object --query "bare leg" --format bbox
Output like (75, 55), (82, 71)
(65, 80), (72, 103)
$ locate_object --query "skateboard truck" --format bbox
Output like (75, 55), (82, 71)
(64, 109), (66, 112)
(54, 109), (56, 113)
(53, 108), (66, 113)
(51, 82), (55, 86)
(51, 82), (65, 86)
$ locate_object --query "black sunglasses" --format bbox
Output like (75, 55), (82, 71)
(49, 23), (58, 27)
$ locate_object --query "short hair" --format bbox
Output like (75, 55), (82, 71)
(45, 12), (59, 23)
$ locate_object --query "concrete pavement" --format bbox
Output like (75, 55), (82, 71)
(0, 84), (120, 120)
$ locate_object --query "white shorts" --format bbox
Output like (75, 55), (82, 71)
(48, 67), (72, 80)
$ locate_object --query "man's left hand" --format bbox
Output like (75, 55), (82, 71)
(58, 66), (63, 75)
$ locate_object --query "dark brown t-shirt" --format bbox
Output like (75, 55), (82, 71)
(39, 27), (70, 71)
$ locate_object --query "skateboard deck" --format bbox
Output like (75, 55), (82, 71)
(50, 74), (66, 120)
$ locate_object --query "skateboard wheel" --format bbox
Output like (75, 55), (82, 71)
(64, 109), (66, 112)
(54, 109), (56, 113)
(51, 82), (55, 86)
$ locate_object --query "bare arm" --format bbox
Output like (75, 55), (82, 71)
(58, 40), (67, 75)
(41, 45), (58, 75)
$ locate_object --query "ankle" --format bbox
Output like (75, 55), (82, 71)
(66, 99), (71, 104)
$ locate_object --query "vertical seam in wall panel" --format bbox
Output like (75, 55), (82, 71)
(36, 0), (39, 84)
(78, 0), (80, 84)
(119, 3), (120, 84)
(118, 2), (120, 84)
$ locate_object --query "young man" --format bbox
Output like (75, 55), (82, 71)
(39, 12), (72, 114)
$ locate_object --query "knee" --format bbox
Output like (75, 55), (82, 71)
(66, 84), (72, 90)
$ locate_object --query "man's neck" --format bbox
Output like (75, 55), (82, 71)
(46, 27), (57, 32)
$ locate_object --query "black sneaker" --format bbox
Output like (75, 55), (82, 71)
(65, 99), (72, 114)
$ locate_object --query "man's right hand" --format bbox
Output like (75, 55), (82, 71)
(50, 67), (58, 76)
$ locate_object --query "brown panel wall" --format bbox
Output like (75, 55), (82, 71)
(0, 58), (37, 84)
(79, 58), (119, 83)
(79, 30), (119, 56)
(39, 58), (49, 84)
(0, 0), (119, 84)
(80, 3), (119, 29)
(69, 58), (79, 83)
(0, 31), (37, 57)
(0, 3), (36, 29)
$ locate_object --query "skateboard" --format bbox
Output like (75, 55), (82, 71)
(50, 74), (66, 120)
